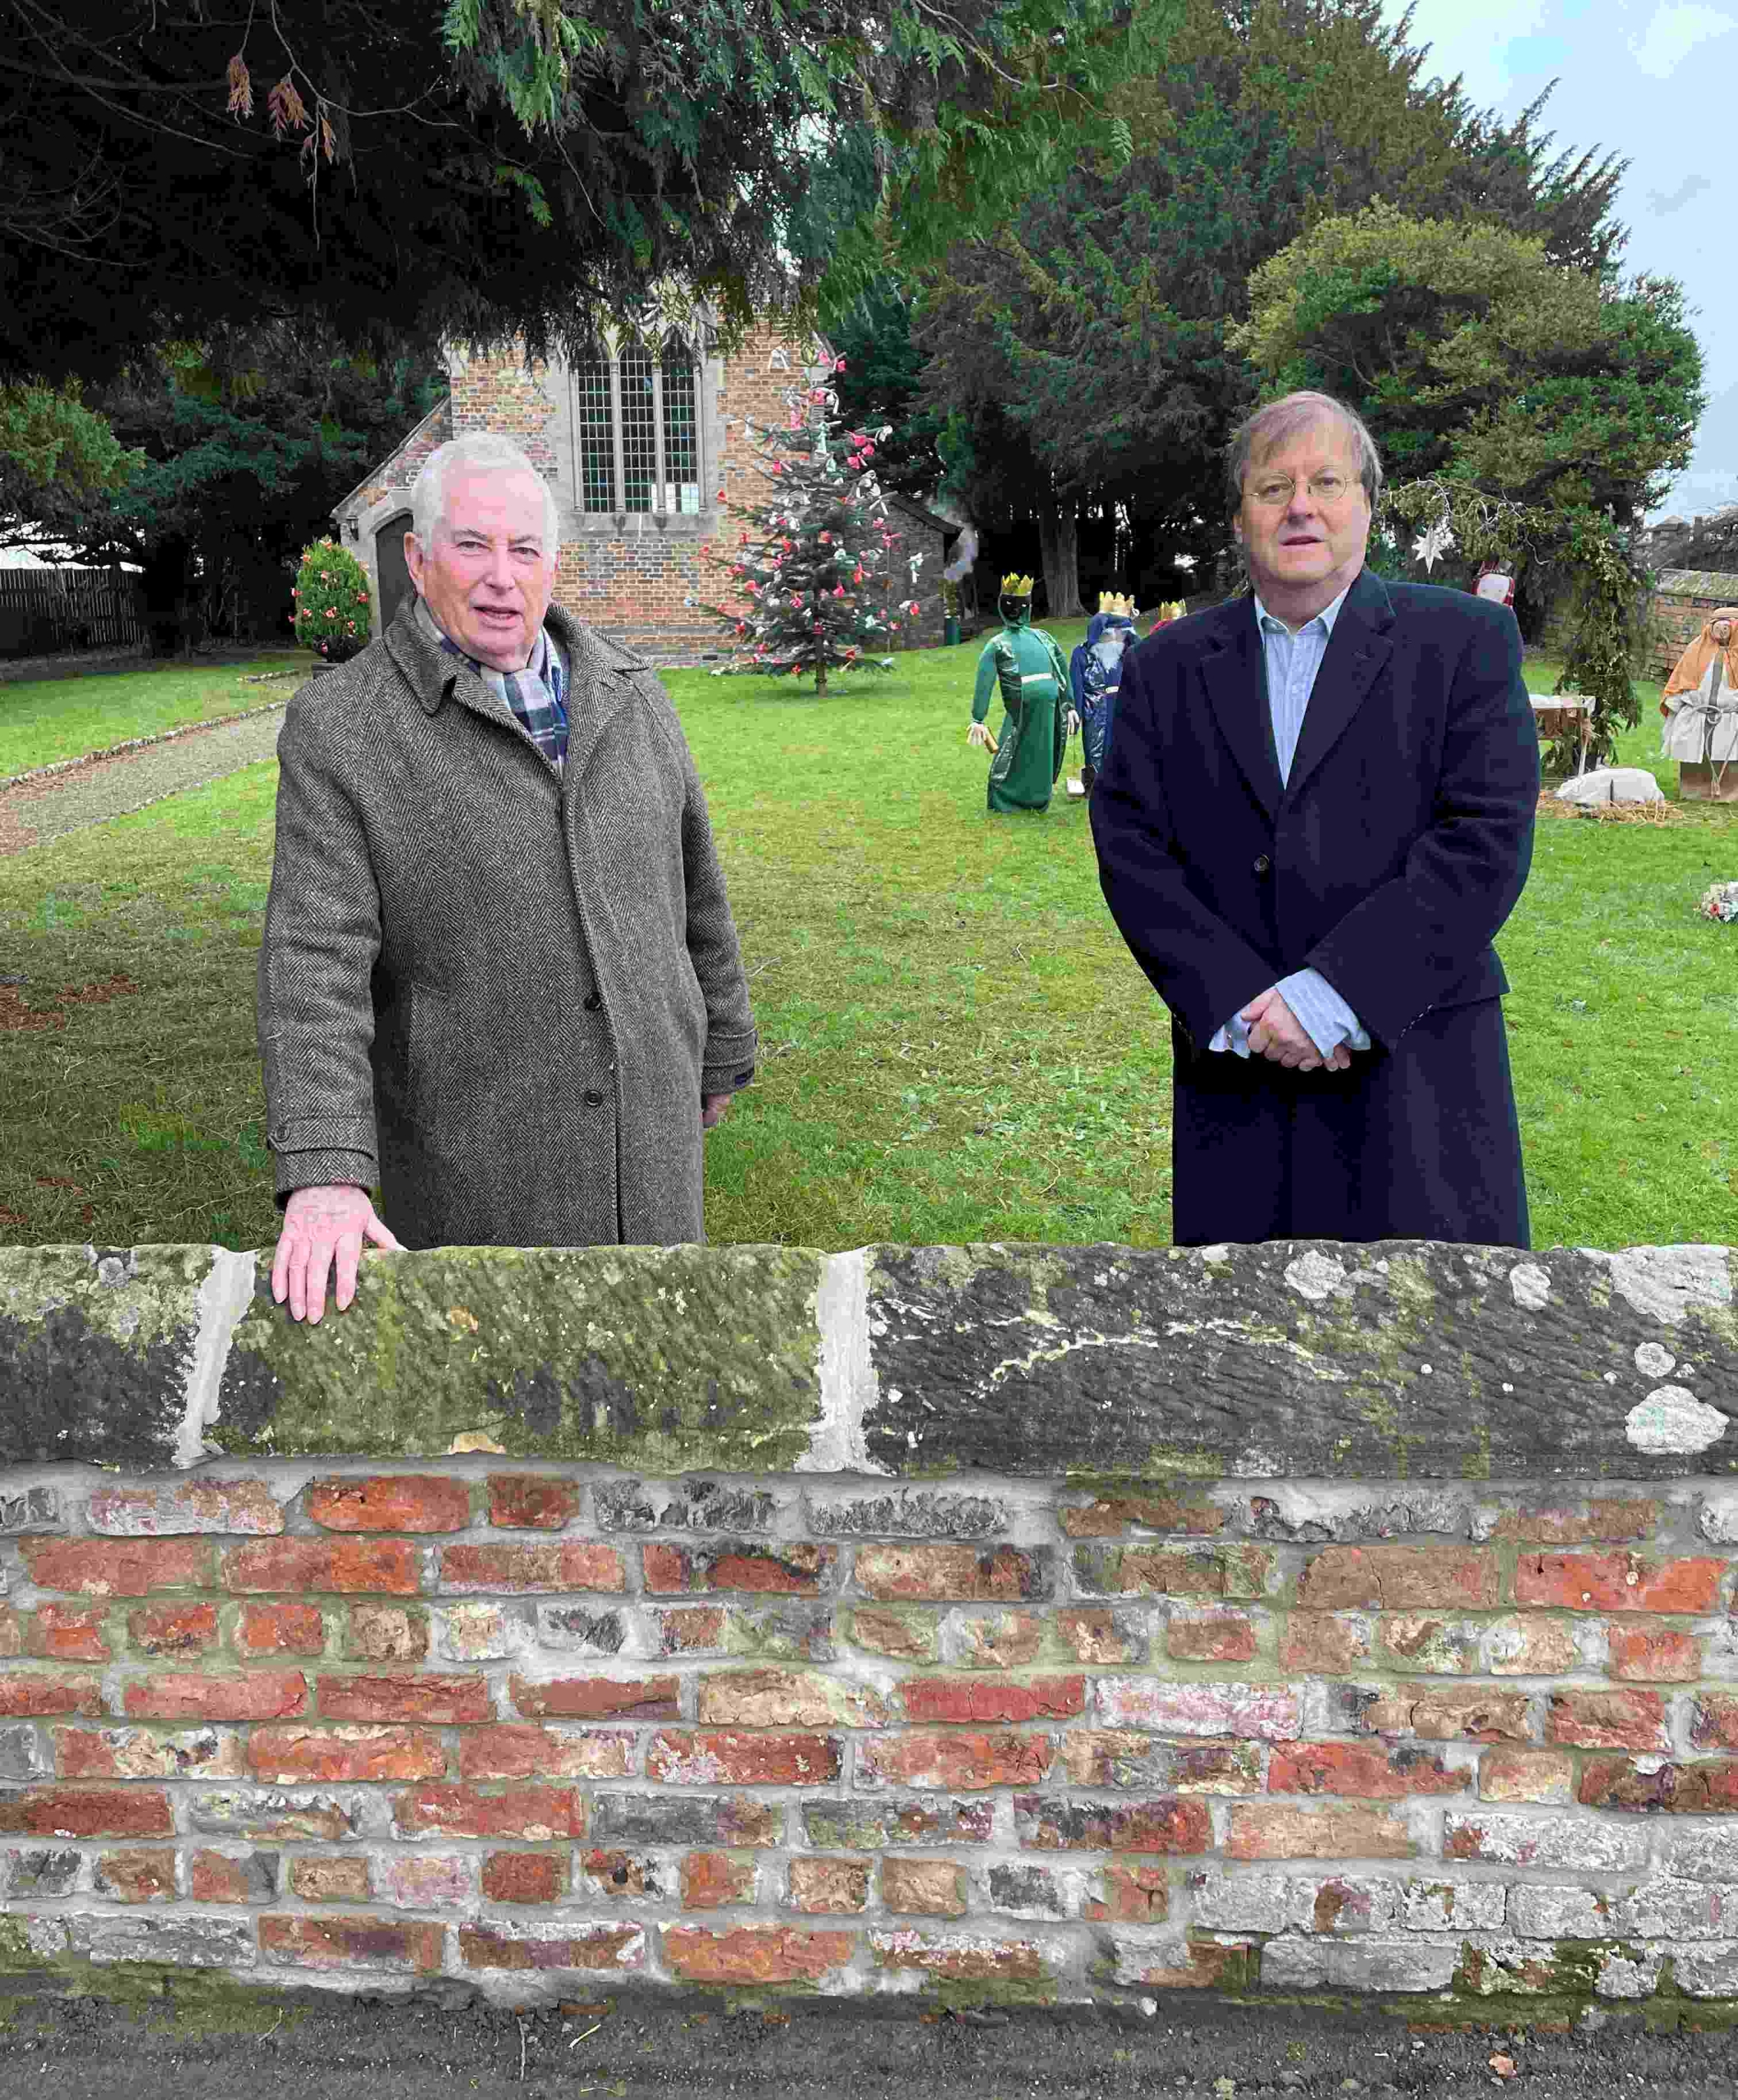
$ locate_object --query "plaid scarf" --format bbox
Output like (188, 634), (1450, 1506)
(416, 596), (569, 773)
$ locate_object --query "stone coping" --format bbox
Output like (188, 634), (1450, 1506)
(2, 1242), (1732, 1481)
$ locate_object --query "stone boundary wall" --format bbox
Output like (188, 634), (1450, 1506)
(2, 1239), (1736, 2018)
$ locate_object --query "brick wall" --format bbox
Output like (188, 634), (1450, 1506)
(9, 1461), (1738, 2006)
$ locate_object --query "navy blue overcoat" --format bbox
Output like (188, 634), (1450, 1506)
(1089, 566), (1539, 1248)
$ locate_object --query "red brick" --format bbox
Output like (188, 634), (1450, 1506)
(306, 1476), (471, 1532)
(652, 1606), (732, 1654)
(662, 1924), (854, 1984)
(1579, 1758), (1738, 1812)
(487, 1476), (581, 1530)
(0, 1607), (18, 1657)
(1296, 1545), (1501, 1611)
(580, 1849), (668, 1899)
(642, 1542), (834, 1596)
(96, 1847), (176, 1902)
(881, 1857), (966, 1916)
(30, 1605), (112, 1662)
(854, 1544), (1044, 1603)
(1546, 1688), (1667, 1751)
(1489, 1500), (1660, 1544)
(481, 1851), (566, 1903)
(0, 1673), (102, 1719)
(1279, 1615), (1373, 1672)
(317, 1673), (490, 1723)
(290, 1857), (372, 1901)
(1690, 1696), (1738, 1751)
(247, 1723), (446, 1783)
(224, 1540), (419, 1596)
(1056, 1609), (1144, 1666)
(261, 1914), (444, 1971)
(1115, 1939), (1253, 1989)
(860, 1730), (1051, 1791)
(1514, 1553), (1725, 1614)
(1012, 1796), (1211, 1853)
(680, 1851), (757, 1909)
(1166, 1612), (1257, 1664)
(789, 1857), (869, 1913)
(345, 1604), (428, 1664)
(54, 1726), (245, 1781)
(696, 1668), (886, 1728)
(22, 1539), (211, 1597)
(458, 1724), (634, 1781)
(237, 1602), (326, 1655)
(128, 1603), (218, 1659)
(123, 1671), (308, 1722)
(1479, 1750), (1575, 1804)
(1074, 1547), (1227, 1598)
(394, 1783), (585, 1839)
(458, 1924), (644, 1971)
(647, 1730), (841, 1787)
(1361, 1685), (1532, 1742)
(1269, 1742), (1468, 1799)
(1608, 1621), (1703, 1682)
(1061, 1495), (1225, 1537)
(952, 1611), (1045, 1669)
(1083, 1862), (1170, 1922)
(1228, 1804), (1416, 1859)
(0, 1786), (173, 1838)
(900, 1676), (1083, 1724)
(509, 1673), (679, 1721)
(440, 1542), (624, 1593)
(189, 1850), (271, 1903)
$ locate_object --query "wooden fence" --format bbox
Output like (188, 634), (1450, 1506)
(0, 566), (145, 659)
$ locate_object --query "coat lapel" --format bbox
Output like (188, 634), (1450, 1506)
(1197, 599), (1282, 821)
(1281, 566), (1395, 803)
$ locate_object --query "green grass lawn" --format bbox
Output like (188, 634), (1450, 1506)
(0, 651), (316, 778)
(1, 627), (1733, 1253)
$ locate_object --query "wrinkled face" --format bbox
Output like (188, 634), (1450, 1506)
(1234, 418), (1372, 613)
(406, 467), (557, 672)
(1715, 620), (1733, 646)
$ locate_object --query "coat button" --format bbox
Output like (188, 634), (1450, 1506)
(584, 1089), (604, 1107)
(1252, 853), (1272, 875)
(583, 993), (601, 1011)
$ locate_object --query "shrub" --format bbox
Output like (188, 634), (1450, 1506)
(291, 537), (372, 661)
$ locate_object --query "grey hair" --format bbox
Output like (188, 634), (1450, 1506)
(410, 432), (561, 552)
(1225, 392), (1383, 519)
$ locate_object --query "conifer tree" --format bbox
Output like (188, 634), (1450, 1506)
(700, 358), (923, 694)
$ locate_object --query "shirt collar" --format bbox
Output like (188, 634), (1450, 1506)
(1252, 582), (1353, 639)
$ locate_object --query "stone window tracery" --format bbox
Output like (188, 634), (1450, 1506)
(571, 331), (704, 517)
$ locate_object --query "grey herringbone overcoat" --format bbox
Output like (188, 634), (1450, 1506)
(258, 601), (758, 1249)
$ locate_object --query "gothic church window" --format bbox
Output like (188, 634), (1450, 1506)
(572, 332), (703, 516)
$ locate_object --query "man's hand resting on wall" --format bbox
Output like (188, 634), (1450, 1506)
(271, 1185), (403, 1324)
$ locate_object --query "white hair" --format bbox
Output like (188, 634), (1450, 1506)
(410, 433), (561, 552)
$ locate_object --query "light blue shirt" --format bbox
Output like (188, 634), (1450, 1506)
(1208, 586), (1372, 1062)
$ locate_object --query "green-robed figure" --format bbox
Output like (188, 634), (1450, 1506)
(968, 572), (1079, 813)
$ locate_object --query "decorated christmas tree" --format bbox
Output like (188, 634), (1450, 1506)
(698, 358), (922, 693)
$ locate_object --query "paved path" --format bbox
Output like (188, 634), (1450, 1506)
(0, 705), (286, 856)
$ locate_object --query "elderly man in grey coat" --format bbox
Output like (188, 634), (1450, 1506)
(260, 431), (759, 1322)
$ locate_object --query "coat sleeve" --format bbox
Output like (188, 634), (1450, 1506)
(1090, 641), (1282, 1046)
(677, 742), (759, 1097)
(1301, 601), (1539, 1047)
(257, 696), (383, 1200)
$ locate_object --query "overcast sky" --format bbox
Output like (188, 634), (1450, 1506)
(1381, 0), (1736, 519)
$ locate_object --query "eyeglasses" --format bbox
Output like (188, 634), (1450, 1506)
(1245, 471), (1361, 509)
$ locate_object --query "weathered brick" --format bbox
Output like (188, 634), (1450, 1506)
(460, 1922), (645, 1971)
(1358, 1685), (1532, 1742)
(1514, 1553), (1725, 1614)
(261, 1914), (444, 1971)
(1295, 1874), (1398, 1933)
(0, 1488), (64, 1535)
(487, 1476), (582, 1530)
(394, 1783), (585, 1839)
(1398, 1878), (1508, 1931)
(577, 1848), (669, 1900)
(0, 1723), (43, 1781)
(1547, 1688), (1667, 1751)
(1096, 1680), (1299, 1740)
(458, 1723), (635, 1781)
(307, 1476), (470, 1533)
(1056, 1609), (1148, 1667)
(696, 1668), (885, 1729)
(71, 1913), (253, 1968)
(875, 1856), (966, 1923)
(652, 1481), (782, 1534)
(1226, 1805), (1414, 1860)
(1617, 1877), (1738, 1939)
(442, 1602), (527, 1661)
(1056, 1731), (1261, 1794)
(1609, 1620), (1703, 1682)
(57, 1725), (244, 1781)
(588, 1792), (780, 1849)
(1509, 1883), (1613, 1938)
(664, 1924), (852, 1984)
(1261, 1937), (1454, 1993)
(845, 1607), (938, 1663)
(1483, 1615), (1581, 1676)
(481, 1850), (565, 1903)
(1664, 1828), (1738, 1880)
(86, 1480), (285, 1536)
(29, 1605), (112, 1663)
(1580, 1758), (1738, 1813)
(22, 1539), (211, 1597)
(440, 1542), (625, 1593)
(317, 1673), (490, 1724)
(224, 1540), (418, 1596)
(0, 1785), (173, 1838)
(94, 1847), (177, 1902)
(5, 1846), (80, 1896)
(346, 1604), (430, 1664)
(648, 1729), (842, 1787)
(802, 1797), (994, 1850)
(680, 1850), (758, 1909)
(870, 1928), (1048, 1982)
(248, 1723), (446, 1783)
(901, 1676), (1082, 1724)
(789, 1856), (869, 1912)
(1269, 1741), (1468, 1799)
(1013, 1795), (1211, 1854)
(129, 1603), (219, 1659)
(0, 1672), (101, 1718)
(1109, 1934), (1257, 1989)
(125, 1671), (308, 1722)
(1296, 1545), (1501, 1611)
(237, 1603), (327, 1656)
(189, 1788), (367, 1842)
(804, 1491), (1005, 1540)
(1480, 1750), (1575, 1804)
(1444, 1810), (1649, 1868)
(189, 1847), (278, 1903)
(378, 1853), (473, 1908)
(510, 1673), (679, 1721)
(290, 1856), (372, 1901)
(1072, 1545), (1226, 1599)
(1075, 1860), (1165, 1922)
(1186, 1869), (1293, 1934)
(1378, 1614), (1480, 1675)
(644, 1541), (834, 1596)
(859, 1730), (1050, 1792)
(1061, 1493), (1225, 1538)
(1278, 1614), (1373, 1673)
(1165, 1610), (1257, 1664)
(1487, 1500), (1661, 1545)
(855, 1545), (1045, 1603)
(949, 1610), (1046, 1669)
(1691, 1695), (1738, 1751)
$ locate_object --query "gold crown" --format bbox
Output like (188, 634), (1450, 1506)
(1000, 573), (1034, 595)
(1099, 592), (1136, 617)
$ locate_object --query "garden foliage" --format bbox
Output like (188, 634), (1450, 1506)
(292, 539), (372, 663)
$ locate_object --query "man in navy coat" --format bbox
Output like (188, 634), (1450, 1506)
(1090, 391), (1538, 1247)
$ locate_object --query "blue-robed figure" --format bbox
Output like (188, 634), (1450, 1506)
(1068, 594), (1138, 795)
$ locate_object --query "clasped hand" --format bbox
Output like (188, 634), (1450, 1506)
(1241, 988), (1353, 1073)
